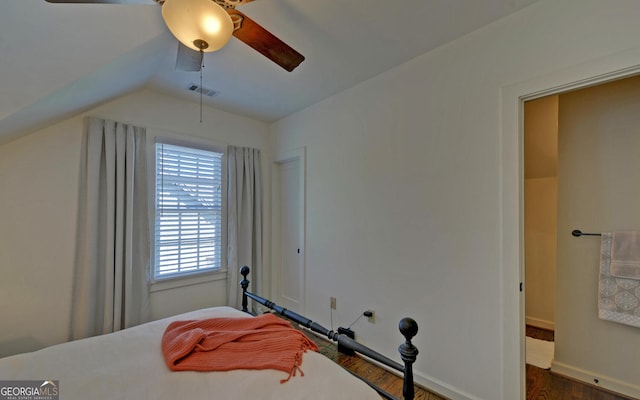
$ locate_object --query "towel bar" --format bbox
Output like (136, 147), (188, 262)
(571, 229), (601, 237)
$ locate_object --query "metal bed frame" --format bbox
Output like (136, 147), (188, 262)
(239, 266), (419, 400)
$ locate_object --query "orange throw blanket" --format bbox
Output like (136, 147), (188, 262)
(161, 313), (319, 383)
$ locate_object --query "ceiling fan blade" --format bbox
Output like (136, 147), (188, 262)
(45, 0), (158, 4)
(175, 41), (203, 72)
(227, 9), (304, 72)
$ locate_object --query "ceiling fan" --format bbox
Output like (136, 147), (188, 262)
(44, 0), (305, 72)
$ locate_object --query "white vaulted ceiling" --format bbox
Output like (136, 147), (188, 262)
(0, 0), (541, 144)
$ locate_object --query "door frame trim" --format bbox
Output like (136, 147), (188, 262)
(271, 146), (306, 314)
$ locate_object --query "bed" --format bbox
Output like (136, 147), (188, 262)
(0, 267), (418, 400)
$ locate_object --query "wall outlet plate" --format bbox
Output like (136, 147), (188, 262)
(366, 310), (375, 323)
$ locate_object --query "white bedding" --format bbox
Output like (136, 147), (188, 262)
(0, 307), (379, 399)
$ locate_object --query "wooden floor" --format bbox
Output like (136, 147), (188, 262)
(305, 330), (447, 400)
(302, 325), (635, 400)
(525, 326), (634, 400)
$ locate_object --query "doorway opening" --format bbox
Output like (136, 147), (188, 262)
(522, 74), (640, 400)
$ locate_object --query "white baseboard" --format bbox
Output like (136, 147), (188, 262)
(551, 360), (640, 399)
(304, 330), (479, 400)
(354, 354), (480, 400)
(413, 370), (481, 400)
(525, 316), (555, 331)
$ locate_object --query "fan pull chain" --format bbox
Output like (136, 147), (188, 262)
(200, 50), (204, 124)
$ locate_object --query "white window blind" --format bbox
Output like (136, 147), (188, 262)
(154, 143), (223, 279)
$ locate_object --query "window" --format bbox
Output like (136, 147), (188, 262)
(154, 142), (224, 280)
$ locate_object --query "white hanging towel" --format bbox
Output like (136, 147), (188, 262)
(599, 232), (640, 328)
(611, 231), (640, 279)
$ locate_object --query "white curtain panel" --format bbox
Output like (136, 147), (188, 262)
(227, 146), (263, 309)
(71, 117), (151, 340)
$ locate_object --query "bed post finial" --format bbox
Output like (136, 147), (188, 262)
(240, 266), (250, 313)
(398, 317), (419, 400)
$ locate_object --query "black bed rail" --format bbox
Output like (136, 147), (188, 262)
(240, 266), (419, 400)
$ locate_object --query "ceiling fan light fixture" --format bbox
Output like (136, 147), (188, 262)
(162, 0), (233, 52)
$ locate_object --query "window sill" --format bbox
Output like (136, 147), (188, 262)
(150, 269), (227, 293)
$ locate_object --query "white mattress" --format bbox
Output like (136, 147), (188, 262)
(0, 307), (379, 399)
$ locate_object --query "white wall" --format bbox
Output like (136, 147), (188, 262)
(270, 1), (640, 399)
(0, 88), (269, 357)
(0, 118), (82, 356)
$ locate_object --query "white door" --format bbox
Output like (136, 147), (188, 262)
(274, 155), (305, 312)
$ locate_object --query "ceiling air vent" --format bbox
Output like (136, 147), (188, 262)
(187, 83), (219, 97)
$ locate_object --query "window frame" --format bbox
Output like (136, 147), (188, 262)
(148, 133), (228, 288)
